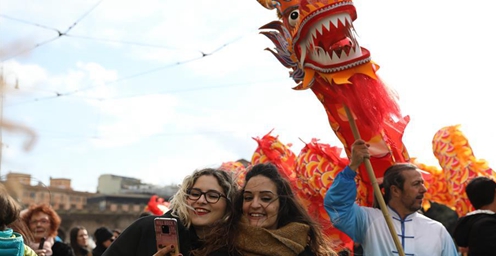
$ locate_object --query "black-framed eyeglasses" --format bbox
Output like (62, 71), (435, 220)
(186, 188), (226, 204)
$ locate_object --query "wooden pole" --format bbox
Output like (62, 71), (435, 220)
(343, 105), (405, 256)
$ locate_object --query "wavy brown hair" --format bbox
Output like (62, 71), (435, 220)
(234, 163), (336, 256)
(9, 218), (35, 243)
(0, 184), (21, 229)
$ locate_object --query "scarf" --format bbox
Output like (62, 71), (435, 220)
(235, 222), (310, 256)
(28, 236), (54, 256)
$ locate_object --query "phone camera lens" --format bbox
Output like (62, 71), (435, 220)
(161, 225), (170, 234)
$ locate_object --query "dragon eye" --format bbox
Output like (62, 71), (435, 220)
(288, 10), (299, 27)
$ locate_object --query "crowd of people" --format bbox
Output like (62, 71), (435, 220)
(0, 185), (120, 256)
(2, 141), (495, 255)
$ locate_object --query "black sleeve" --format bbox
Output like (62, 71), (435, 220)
(453, 216), (469, 247)
(103, 211), (194, 256)
(52, 241), (75, 256)
(103, 215), (157, 256)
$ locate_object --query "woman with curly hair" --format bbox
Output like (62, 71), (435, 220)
(22, 203), (73, 256)
(103, 167), (238, 256)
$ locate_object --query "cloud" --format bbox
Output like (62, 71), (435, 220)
(92, 93), (179, 147)
(3, 60), (48, 90)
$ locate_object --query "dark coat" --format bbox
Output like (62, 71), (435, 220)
(102, 211), (230, 256)
(52, 241), (75, 256)
(73, 246), (92, 256)
(454, 211), (496, 255)
(92, 245), (106, 256)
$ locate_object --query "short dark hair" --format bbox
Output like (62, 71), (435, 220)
(466, 176), (496, 209)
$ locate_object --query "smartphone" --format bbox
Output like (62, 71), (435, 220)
(38, 237), (46, 249)
(154, 217), (180, 256)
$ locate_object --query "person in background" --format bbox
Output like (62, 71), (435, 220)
(324, 139), (457, 255)
(103, 167), (238, 256)
(221, 163), (336, 256)
(70, 226), (92, 256)
(22, 203), (73, 256)
(0, 184), (37, 256)
(454, 176), (496, 255)
(92, 227), (113, 256)
(111, 229), (120, 240)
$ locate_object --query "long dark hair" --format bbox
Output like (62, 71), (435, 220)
(234, 163), (335, 256)
(70, 226), (91, 256)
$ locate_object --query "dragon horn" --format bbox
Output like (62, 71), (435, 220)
(257, 0), (277, 10)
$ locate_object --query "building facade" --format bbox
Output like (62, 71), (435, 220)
(2, 172), (95, 210)
(1, 171), (179, 242)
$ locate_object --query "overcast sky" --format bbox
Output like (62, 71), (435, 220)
(1, 0), (494, 193)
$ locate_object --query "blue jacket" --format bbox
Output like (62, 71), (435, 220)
(324, 166), (458, 256)
(0, 228), (25, 256)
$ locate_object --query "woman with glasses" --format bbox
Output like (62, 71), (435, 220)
(213, 163), (336, 256)
(103, 168), (238, 256)
(22, 203), (74, 256)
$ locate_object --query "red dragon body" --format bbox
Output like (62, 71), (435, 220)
(252, 0), (496, 252)
(249, 0), (496, 253)
(257, 0), (410, 206)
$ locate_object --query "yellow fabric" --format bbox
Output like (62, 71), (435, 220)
(23, 245), (37, 256)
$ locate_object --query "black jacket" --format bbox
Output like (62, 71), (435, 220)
(453, 211), (496, 256)
(92, 245), (107, 256)
(102, 211), (229, 256)
(52, 241), (75, 256)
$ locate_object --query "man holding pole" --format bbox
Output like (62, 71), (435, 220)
(324, 139), (457, 255)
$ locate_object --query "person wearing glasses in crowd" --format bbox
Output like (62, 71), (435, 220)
(92, 227), (114, 256)
(22, 203), (74, 256)
(102, 167), (238, 256)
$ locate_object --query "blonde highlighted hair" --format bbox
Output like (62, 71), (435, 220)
(168, 168), (238, 228)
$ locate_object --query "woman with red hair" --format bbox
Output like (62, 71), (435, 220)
(22, 203), (73, 256)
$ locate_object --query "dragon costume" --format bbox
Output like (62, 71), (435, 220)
(249, 0), (496, 253)
(256, 0), (409, 207)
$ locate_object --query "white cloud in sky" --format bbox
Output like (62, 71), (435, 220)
(2, 61), (48, 90)
(93, 94), (179, 147)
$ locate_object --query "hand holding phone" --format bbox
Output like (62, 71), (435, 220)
(154, 217), (180, 256)
(38, 237), (46, 249)
(153, 244), (182, 256)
